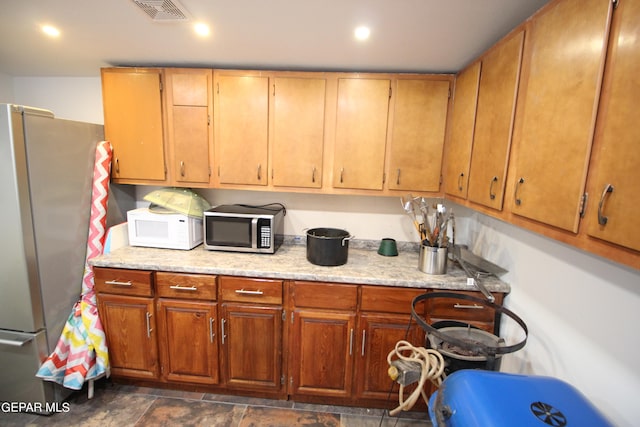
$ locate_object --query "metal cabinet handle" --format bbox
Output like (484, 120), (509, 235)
(361, 330), (366, 356)
(105, 280), (132, 286)
(257, 164), (262, 180)
(458, 172), (464, 191)
(396, 168), (401, 185)
(235, 289), (264, 295)
(0, 336), (33, 347)
(180, 161), (185, 177)
(597, 184), (614, 225)
(221, 318), (226, 344)
(340, 167), (345, 184)
(489, 176), (498, 200)
(349, 328), (354, 356)
(146, 312), (153, 338)
(453, 303), (484, 309)
(515, 177), (525, 206)
(115, 158), (120, 174)
(312, 166), (316, 183)
(169, 285), (197, 291)
(209, 318), (215, 343)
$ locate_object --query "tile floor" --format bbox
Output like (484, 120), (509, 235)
(0, 380), (433, 426)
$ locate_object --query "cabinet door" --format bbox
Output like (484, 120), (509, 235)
(355, 313), (423, 402)
(156, 299), (218, 385)
(97, 293), (159, 380)
(165, 68), (213, 186)
(442, 62), (481, 198)
(290, 309), (356, 398)
(585, 0), (640, 252)
(220, 303), (282, 392)
(467, 31), (524, 210)
(272, 76), (326, 188)
(387, 78), (450, 192)
(101, 68), (166, 183)
(333, 77), (391, 190)
(214, 73), (269, 185)
(509, 0), (612, 232)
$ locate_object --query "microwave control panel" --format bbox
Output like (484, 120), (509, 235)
(259, 221), (271, 248)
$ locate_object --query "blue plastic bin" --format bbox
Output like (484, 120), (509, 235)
(428, 370), (614, 427)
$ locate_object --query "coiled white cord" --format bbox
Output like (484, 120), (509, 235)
(386, 340), (446, 416)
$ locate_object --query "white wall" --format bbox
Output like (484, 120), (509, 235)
(12, 77), (103, 124)
(14, 77), (639, 427)
(0, 72), (14, 102)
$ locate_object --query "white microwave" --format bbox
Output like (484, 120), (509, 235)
(127, 208), (203, 250)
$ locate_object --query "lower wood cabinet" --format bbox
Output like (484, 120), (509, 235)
(219, 276), (284, 396)
(355, 286), (427, 405)
(94, 267), (504, 409)
(97, 293), (159, 380)
(156, 299), (218, 385)
(95, 267), (159, 380)
(290, 306), (357, 400)
(289, 281), (358, 400)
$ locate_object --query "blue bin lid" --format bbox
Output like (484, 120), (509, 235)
(428, 370), (614, 427)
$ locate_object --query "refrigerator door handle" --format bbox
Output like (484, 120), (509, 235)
(0, 336), (34, 347)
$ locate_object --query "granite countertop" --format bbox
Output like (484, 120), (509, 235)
(90, 240), (510, 294)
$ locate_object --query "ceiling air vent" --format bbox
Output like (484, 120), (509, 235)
(131, 0), (191, 22)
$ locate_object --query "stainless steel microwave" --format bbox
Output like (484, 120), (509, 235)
(203, 204), (285, 253)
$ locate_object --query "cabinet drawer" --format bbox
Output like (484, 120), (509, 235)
(94, 267), (153, 297)
(219, 276), (282, 304)
(426, 291), (503, 323)
(156, 272), (217, 300)
(292, 281), (357, 310)
(360, 285), (426, 314)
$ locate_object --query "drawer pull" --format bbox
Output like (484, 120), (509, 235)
(105, 280), (132, 286)
(235, 289), (264, 295)
(209, 318), (215, 343)
(453, 303), (484, 310)
(169, 285), (198, 291)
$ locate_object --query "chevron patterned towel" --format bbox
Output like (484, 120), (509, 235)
(36, 141), (112, 390)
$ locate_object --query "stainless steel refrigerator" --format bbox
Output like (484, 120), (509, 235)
(0, 104), (104, 407)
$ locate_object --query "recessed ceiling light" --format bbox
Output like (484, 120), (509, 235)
(41, 25), (60, 38)
(354, 26), (370, 41)
(194, 22), (210, 37)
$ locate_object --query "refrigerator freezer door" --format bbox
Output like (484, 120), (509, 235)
(0, 329), (71, 410)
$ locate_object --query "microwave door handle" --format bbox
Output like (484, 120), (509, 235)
(251, 218), (258, 249)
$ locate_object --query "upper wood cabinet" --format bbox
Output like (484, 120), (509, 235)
(442, 62), (481, 199)
(101, 68), (167, 183)
(271, 76), (327, 188)
(165, 68), (213, 187)
(467, 30), (525, 210)
(584, 0), (640, 253)
(386, 78), (451, 192)
(333, 77), (391, 190)
(214, 72), (269, 186)
(508, 0), (613, 232)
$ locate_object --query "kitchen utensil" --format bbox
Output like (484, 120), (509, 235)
(306, 228), (354, 266)
(377, 238), (398, 256)
(401, 196), (423, 237)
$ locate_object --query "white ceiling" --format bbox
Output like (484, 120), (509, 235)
(0, 0), (550, 77)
